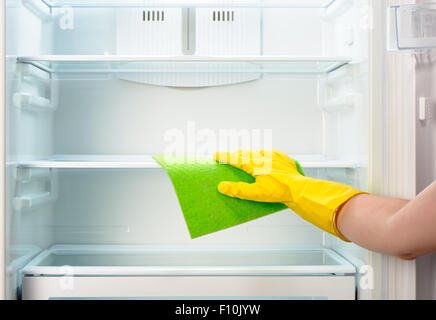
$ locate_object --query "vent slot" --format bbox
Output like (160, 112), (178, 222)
(143, 10), (165, 22)
(212, 10), (234, 22)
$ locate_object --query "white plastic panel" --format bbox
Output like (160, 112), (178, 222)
(195, 8), (261, 55)
(22, 275), (355, 300)
(262, 8), (325, 56)
(116, 8), (182, 55)
(52, 78), (323, 153)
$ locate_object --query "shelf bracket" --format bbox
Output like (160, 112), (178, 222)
(13, 192), (53, 211)
(13, 92), (54, 112)
(13, 168), (58, 212)
(13, 63), (59, 112)
(15, 167), (52, 183)
(323, 93), (358, 113)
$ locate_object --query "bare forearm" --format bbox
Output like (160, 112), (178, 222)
(337, 181), (436, 259)
(337, 194), (409, 257)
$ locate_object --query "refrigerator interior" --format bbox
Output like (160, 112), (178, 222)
(5, 0), (372, 299)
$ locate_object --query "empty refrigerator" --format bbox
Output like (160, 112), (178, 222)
(0, 0), (423, 300)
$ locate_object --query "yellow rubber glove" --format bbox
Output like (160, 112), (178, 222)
(215, 150), (366, 242)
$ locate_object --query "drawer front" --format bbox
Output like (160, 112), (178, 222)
(22, 275), (355, 300)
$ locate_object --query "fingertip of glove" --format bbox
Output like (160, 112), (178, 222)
(217, 181), (231, 194)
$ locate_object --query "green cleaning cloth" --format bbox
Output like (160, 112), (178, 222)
(153, 155), (305, 239)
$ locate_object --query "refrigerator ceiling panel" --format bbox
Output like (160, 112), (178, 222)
(40, 0), (337, 9)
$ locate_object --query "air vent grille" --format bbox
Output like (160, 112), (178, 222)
(212, 10), (234, 22)
(143, 10), (165, 22)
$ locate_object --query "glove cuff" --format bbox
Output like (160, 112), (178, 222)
(331, 191), (367, 242)
(332, 208), (351, 242)
(285, 187), (367, 242)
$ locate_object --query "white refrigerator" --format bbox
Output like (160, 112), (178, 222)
(0, 0), (432, 300)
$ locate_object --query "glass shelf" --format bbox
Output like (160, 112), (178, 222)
(389, 3), (436, 50)
(21, 245), (356, 276)
(17, 55), (351, 75)
(40, 0), (337, 9)
(14, 154), (362, 169)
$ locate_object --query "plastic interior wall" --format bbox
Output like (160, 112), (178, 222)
(5, 0), (370, 299)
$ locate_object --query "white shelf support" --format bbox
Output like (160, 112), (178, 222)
(13, 167), (58, 212)
(13, 63), (59, 113)
(13, 93), (54, 112)
(21, 0), (52, 21)
(323, 93), (358, 112)
(15, 167), (51, 183)
(19, 63), (51, 87)
(13, 192), (52, 211)
(326, 65), (354, 85)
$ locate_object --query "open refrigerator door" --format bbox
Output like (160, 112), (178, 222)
(387, 0), (436, 300)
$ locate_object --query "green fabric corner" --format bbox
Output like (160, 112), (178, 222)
(293, 158), (305, 176)
(153, 155), (293, 239)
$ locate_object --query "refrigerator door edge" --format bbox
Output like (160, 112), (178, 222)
(0, 0), (6, 301)
(368, 0), (417, 300)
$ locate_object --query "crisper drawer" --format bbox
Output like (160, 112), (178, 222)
(22, 276), (356, 300)
(20, 245), (356, 300)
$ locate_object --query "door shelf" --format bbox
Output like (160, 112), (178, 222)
(16, 56), (351, 75)
(20, 245), (356, 276)
(40, 0), (337, 9)
(14, 154), (363, 169)
(389, 3), (436, 51)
